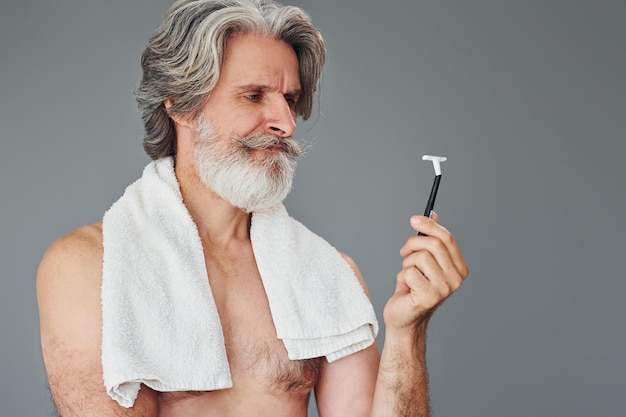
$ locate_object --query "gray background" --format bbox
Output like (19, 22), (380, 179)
(1, 0), (624, 416)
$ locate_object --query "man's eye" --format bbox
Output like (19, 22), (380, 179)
(285, 96), (298, 109)
(244, 94), (262, 102)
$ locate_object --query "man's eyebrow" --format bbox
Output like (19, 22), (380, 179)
(233, 84), (270, 93)
(285, 89), (302, 98)
(233, 84), (301, 96)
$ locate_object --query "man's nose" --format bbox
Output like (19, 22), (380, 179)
(265, 97), (297, 138)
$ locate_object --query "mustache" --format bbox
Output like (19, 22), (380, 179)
(233, 134), (308, 157)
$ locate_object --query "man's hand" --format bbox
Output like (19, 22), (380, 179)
(384, 213), (469, 334)
(369, 213), (468, 416)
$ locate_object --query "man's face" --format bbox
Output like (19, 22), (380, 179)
(193, 33), (305, 212)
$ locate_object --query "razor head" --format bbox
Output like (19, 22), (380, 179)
(422, 155), (447, 176)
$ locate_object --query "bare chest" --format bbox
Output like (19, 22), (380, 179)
(157, 245), (321, 411)
(208, 249), (321, 389)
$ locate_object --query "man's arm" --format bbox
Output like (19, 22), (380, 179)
(371, 213), (468, 416)
(36, 224), (158, 417)
(313, 254), (379, 417)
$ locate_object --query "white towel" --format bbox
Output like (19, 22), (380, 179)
(101, 157), (378, 408)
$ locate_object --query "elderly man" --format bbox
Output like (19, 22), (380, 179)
(37, 0), (468, 416)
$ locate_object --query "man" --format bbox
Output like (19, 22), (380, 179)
(36, 0), (468, 416)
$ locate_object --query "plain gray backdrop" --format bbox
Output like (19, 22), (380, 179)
(2, 1), (625, 416)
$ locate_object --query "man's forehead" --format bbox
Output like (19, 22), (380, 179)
(220, 34), (301, 91)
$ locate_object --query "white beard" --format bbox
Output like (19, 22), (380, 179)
(193, 117), (305, 213)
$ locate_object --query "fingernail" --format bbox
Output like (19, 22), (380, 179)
(410, 216), (421, 225)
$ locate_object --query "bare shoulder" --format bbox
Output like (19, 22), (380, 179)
(37, 222), (104, 317)
(339, 251), (372, 299)
(38, 223), (104, 284)
(37, 223), (158, 416)
(40, 222), (104, 262)
(37, 223), (105, 328)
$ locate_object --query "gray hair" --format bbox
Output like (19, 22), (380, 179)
(135, 0), (326, 159)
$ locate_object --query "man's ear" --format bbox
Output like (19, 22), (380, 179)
(164, 98), (194, 129)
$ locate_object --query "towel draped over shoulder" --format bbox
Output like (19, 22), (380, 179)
(101, 157), (378, 407)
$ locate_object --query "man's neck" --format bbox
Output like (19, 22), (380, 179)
(174, 159), (251, 249)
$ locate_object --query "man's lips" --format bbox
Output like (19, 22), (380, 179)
(253, 142), (287, 152)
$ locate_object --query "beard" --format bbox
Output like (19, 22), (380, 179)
(193, 117), (306, 213)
